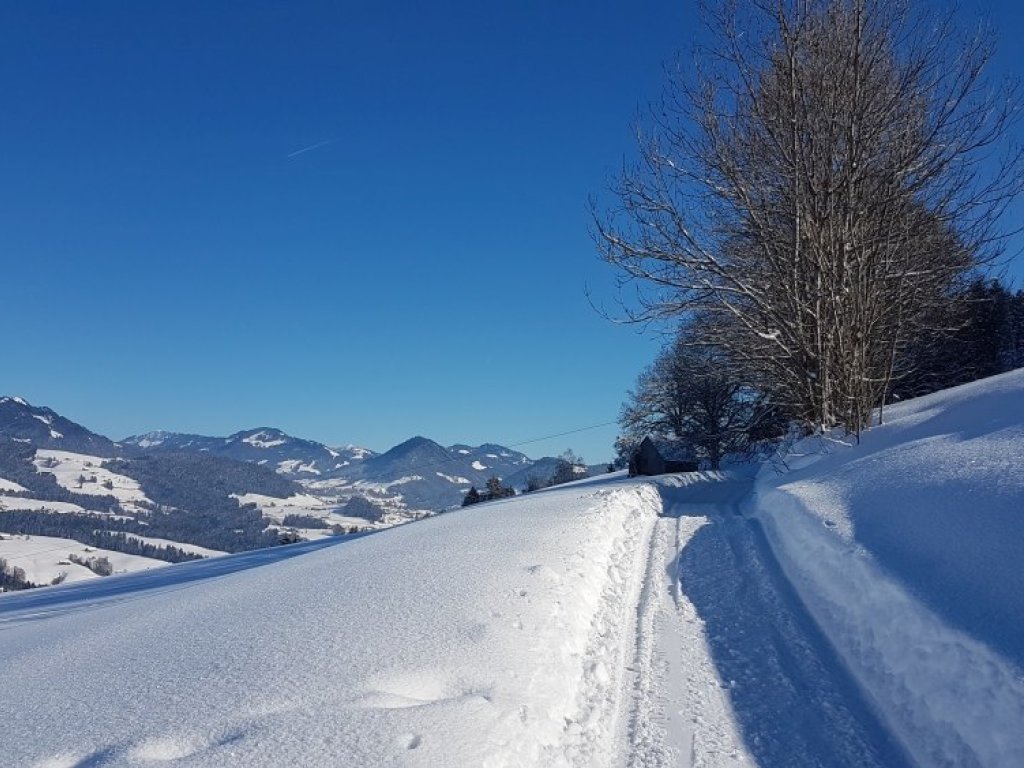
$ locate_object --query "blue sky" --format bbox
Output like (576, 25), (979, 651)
(2, 1), (1022, 462)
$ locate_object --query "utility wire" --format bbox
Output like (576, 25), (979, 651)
(351, 419), (619, 484)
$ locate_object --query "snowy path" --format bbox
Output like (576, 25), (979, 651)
(624, 475), (911, 768)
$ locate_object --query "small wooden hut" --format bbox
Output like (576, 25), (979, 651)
(628, 436), (698, 476)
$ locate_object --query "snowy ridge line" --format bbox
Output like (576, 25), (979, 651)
(754, 485), (1024, 768)
(350, 420), (616, 485)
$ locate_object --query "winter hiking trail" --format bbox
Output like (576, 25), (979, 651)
(622, 473), (911, 768)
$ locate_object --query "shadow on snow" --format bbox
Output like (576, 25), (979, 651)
(657, 480), (911, 768)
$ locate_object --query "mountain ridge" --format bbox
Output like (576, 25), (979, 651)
(2, 396), (587, 512)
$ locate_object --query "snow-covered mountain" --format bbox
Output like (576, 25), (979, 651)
(327, 436), (535, 510)
(1, 396), (592, 586)
(122, 427), (375, 477)
(0, 396), (117, 456)
(126, 428), (549, 511)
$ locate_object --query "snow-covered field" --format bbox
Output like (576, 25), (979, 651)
(115, 534), (226, 559)
(0, 476), (28, 493)
(232, 491), (386, 530)
(0, 479), (663, 767)
(0, 533), (168, 586)
(0, 371), (1020, 766)
(34, 449), (152, 512)
(231, 491), (329, 519)
(0, 495), (88, 514)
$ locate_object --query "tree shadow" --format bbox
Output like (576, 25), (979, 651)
(662, 486), (912, 767)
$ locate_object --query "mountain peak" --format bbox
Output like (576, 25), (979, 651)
(231, 428), (291, 448)
(0, 396), (117, 456)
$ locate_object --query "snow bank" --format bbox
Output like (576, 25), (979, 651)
(754, 369), (1024, 767)
(0, 479), (662, 767)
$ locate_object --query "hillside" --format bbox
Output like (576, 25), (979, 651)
(0, 396), (116, 456)
(753, 367), (1024, 766)
(0, 396), (598, 595)
(0, 371), (1021, 765)
(0, 478), (663, 766)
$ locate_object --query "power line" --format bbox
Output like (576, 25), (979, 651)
(507, 420), (618, 449)
(352, 419), (619, 484)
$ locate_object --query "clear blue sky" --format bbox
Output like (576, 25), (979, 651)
(2, 1), (1022, 462)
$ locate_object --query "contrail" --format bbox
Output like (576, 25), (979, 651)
(287, 137), (341, 159)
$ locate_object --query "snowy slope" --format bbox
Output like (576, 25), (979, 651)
(0, 532), (169, 585)
(2, 372), (1019, 767)
(35, 449), (152, 511)
(754, 368), (1024, 767)
(0, 477), (663, 767)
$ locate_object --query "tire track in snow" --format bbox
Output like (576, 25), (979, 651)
(624, 475), (912, 767)
(623, 502), (756, 768)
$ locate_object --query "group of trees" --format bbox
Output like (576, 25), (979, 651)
(618, 325), (788, 468)
(0, 557), (33, 591)
(67, 553), (114, 577)
(0, 514), (206, 563)
(896, 277), (1024, 398)
(602, 0), (1022, 454)
(523, 450), (589, 491)
(462, 476), (516, 507)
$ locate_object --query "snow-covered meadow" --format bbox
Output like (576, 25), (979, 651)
(33, 449), (152, 512)
(0, 479), (663, 767)
(0, 533), (168, 585)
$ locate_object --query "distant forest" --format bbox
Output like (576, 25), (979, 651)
(0, 446), (306, 555)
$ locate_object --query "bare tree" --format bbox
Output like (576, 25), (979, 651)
(620, 326), (782, 468)
(595, 0), (1022, 432)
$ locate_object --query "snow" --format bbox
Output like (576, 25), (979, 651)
(342, 444), (373, 459)
(471, 460), (487, 470)
(0, 478), (664, 767)
(231, 492), (330, 522)
(243, 432), (287, 448)
(276, 459), (321, 475)
(31, 412), (64, 438)
(353, 475), (423, 492)
(0, 533), (168, 586)
(0, 496), (88, 514)
(33, 449), (151, 511)
(0, 476), (28, 493)
(436, 471), (470, 484)
(753, 368), (1024, 767)
(116, 534), (225, 558)
(0, 372), (1020, 766)
(132, 432), (169, 448)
